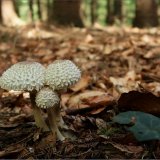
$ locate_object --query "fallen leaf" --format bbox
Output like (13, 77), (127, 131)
(84, 34), (94, 43)
(55, 48), (69, 58)
(89, 107), (106, 115)
(68, 90), (106, 108)
(66, 91), (115, 115)
(141, 72), (160, 83)
(84, 94), (115, 114)
(144, 47), (160, 59)
(0, 144), (24, 158)
(61, 93), (71, 109)
(109, 70), (139, 94)
(9, 113), (26, 122)
(70, 75), (91, 92)
(118, 91), (160, 115)
(83, 93), (114, 107)
(35, 133), (56, 148)
(109, 142), (143, 154)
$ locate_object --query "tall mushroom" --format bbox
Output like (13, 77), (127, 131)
(45, 60), (81, 129)
(35, 87), (65, 141)
(0, 61), (49, 131)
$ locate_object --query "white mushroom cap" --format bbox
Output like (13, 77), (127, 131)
(36, 87), (60, 108)
(45, 60), (81, 90)
(0, 61), (45, 91)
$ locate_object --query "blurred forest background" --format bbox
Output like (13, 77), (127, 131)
(0, 0), (160, 28)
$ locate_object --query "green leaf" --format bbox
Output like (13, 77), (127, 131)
(113, 111), (160, 141)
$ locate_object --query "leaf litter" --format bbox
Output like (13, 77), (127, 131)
(0, 25), (160, 159)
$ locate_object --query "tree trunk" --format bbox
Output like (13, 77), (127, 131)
(106, 0), (114, 25)
(1, 0), (24, 26)
(28, 0), (34, 21)
(113, 0), (122, 23)
(13, 0), (20, 16)
(40, 0), (47, 21)
(52, 0), (84, 27)
(106, 0), (122, 25)
(90, 0), (97, 25)
(0, 0), (2, 23)
(47, 0), (51, 22)
(133, 0), (159, 28)
(37, 0), (42, 20)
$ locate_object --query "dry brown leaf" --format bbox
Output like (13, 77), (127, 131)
(68, 90), (106, 108)
(144, 47), (160, 59)
(118, 90), (160, 115)
(0, 144), (24, 158)
(9, 113), (26, 122)
(84, 34), (94, 43)
(109, 70), (140, 94)
(41, 54), (56, 63)
(35, 133), (56, 148)
(141, 72), (160, 83)
(96, 118), (107, 130)
(35, 48), (52, 57)
(61, 93), (71, 109)
(21, 104), (33, 115)
(55, 48), (69, 58)
(89, 107), (106, 115)
(83, 93), (114, 106)
(109, 142), (143, 154)
(70, 75), (91, 92)
(0, 43), (10, 51)
(66, 91), (115, 115)
(85, 94), (115, 114)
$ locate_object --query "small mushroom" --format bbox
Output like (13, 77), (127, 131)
(35, 87), (65, 141)
(45, 60), (81, 129)
(45, 60), (81, 91)
(0, 61), (49, 131)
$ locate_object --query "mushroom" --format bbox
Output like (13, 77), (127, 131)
(0, 61), (49, 131)
(45, 60), (81, 129)
(0, 60), (81, 140)
(45, 60), (81, 91)
(35, 87), (65, 141)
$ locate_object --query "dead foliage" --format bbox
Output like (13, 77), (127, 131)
(0, 24), (160, 159)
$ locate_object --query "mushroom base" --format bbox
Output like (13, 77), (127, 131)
(47, 107), (65, 141)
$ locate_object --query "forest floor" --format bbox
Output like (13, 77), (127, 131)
(0, 24), (160, 159)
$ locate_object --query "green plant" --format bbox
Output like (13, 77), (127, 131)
(113, 111), (160, 141)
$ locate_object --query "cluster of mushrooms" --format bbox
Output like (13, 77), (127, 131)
(0, 60), (81, 141)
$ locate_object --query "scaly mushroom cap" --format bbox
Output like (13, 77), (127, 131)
(0, 61), (45, 91)
(45, 60), (81, 90)
(36, 87), (60, 108)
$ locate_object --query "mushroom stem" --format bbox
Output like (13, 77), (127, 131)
(30, 91), (49, 131)
(55, 92), (68, 129)
(55, 104), (68, 129)
(47, 107), (65, 141)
